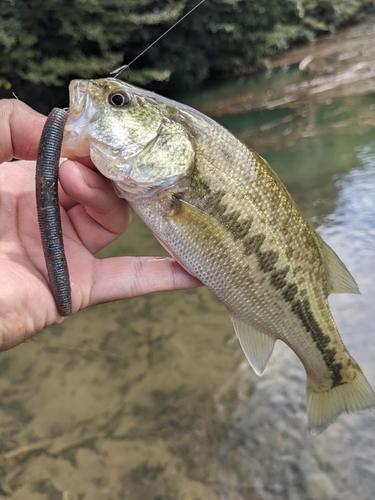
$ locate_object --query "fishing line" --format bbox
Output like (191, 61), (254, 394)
(110, 0), (206, 78)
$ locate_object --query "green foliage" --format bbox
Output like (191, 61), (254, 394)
(0, 0), (370, 102)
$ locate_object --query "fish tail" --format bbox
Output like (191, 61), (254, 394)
(307, 361), (375, 435)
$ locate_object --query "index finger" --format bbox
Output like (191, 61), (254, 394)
(0, 99), (46, 163)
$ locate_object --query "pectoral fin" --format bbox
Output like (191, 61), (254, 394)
(230, 315), (275, 376)
(319, 237), (359, 295)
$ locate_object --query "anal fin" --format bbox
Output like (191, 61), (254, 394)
(230, 315), (275, 376)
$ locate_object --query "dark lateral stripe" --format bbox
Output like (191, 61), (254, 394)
(190, 170), (343, 386)
(36, 108), (72, 317)
(291, 299), (342, 386)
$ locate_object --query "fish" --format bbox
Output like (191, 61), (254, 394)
(62, 77), (375, 434)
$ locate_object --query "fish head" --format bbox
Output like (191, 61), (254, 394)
(63, 78), (195, 200)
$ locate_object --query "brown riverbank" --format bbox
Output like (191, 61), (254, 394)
(195, 20), (375, 117)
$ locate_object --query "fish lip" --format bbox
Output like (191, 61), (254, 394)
(62, 79), (95, 157)
(68, 79), (89, 116)
(65, 80), (91, 134)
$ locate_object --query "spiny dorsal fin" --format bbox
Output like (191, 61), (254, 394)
(319, 237), (359, 295)
(230, 315), (275, 376)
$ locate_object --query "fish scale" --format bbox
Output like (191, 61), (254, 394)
(62, 77), (375, 434)
(131, 172), (334, 369)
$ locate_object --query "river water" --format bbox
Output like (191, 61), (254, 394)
(1, 22), (375, 500)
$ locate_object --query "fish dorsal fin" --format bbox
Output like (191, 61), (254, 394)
(318, 237), (359, 295)
(230, 315), (275, 376)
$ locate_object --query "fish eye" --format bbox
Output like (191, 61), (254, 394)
(109, 91), (130, 107)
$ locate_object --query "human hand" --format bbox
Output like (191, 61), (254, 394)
(0, 99), (201, 351)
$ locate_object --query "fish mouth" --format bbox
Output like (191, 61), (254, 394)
(62, 79), (95, 158)
(69, 79), (89, 116)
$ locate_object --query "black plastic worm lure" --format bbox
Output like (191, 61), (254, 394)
(36, 108), (72, 316)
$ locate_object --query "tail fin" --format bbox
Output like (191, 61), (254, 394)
(307, 363), (375, 435)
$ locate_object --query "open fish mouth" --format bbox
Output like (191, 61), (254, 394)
(69, 79), (89, 116)
(62, 80), (98, 158)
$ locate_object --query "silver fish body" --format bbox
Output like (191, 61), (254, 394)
(63, 78), (375, 433)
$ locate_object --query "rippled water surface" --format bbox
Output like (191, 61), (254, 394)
(1, 25), (375, 500)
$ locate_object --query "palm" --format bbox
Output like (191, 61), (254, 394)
(0, 159), (123, 342)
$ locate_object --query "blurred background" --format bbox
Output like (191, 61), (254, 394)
(1, 0), (374, 110)
(1, 1), (375, 499)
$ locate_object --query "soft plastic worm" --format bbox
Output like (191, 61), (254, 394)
(36, 108), (72, 316)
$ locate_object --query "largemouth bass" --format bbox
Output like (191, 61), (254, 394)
(63, 78), (375, 434)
